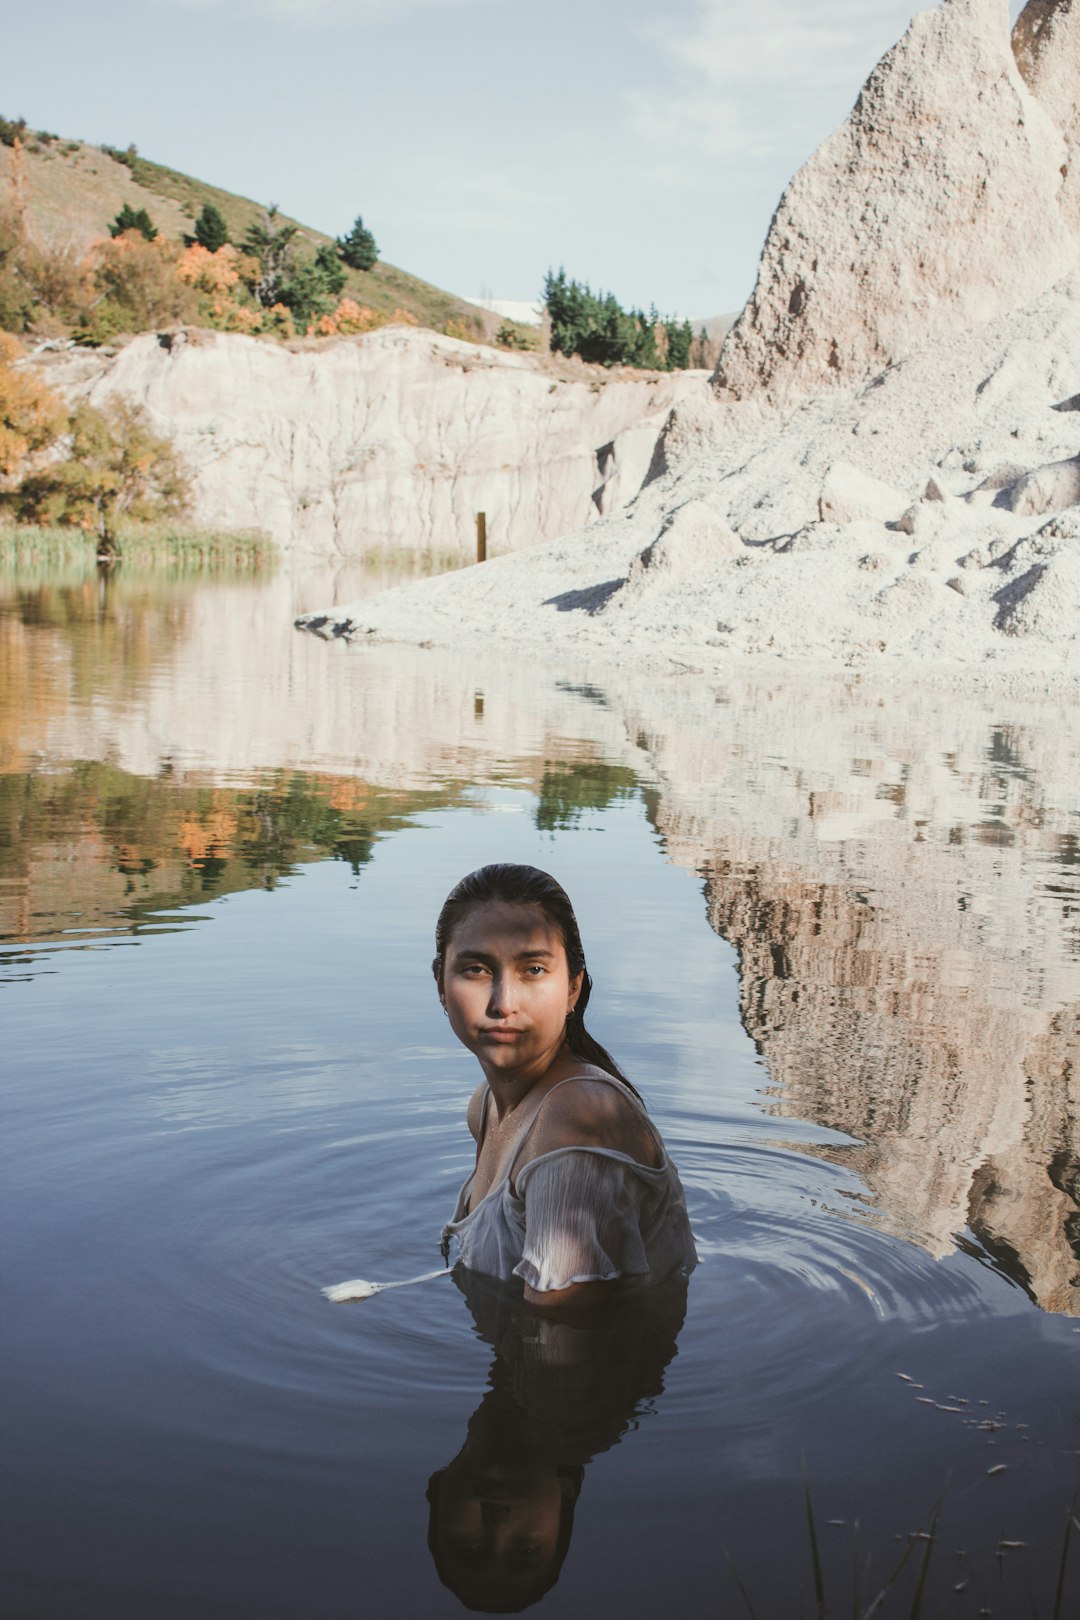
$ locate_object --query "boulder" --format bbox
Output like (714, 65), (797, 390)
(626, 498), (743, 585)
(997, 454), (1080, 515)
(818, 461), (907, 525)
(715, 0), (1077, 405)
(994, 546), (1080, 635)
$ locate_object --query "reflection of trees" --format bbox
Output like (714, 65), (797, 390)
(427, 1272), (686, 1612)
(0, 761), (464, 953)
(533, 760), (637, 832)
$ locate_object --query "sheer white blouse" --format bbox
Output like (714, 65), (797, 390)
(441, 1075), (698, 1293)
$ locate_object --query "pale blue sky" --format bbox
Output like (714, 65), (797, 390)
(2, 1), (1027, 318)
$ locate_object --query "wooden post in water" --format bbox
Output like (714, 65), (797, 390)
(476, 511), (487, 564)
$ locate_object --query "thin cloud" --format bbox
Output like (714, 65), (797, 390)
(655, 1), (919, 92)
(629, 1), (921, 163)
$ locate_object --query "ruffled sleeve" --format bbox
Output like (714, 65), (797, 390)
(512, 1150), (654, 1293)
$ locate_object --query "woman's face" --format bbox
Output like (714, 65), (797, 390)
(440, 901), (582, 1083)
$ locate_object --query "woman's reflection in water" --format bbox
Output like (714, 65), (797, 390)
(427, 1270), (688, 1612)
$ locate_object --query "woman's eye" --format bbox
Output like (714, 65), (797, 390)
(524, 964), (547, 976)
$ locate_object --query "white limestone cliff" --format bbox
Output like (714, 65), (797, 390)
(33, 326), (703, 561)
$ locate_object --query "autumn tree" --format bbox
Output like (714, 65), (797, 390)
(0, 331), (66, 480)
(9, 396), (190, 554)
(86, 234), (197, 339)
(193, 202), (229, 253)
(110, 203), (158, 241)
(336, 215), (378, 271)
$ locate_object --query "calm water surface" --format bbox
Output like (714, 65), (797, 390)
(1, 556), (1078, 1618)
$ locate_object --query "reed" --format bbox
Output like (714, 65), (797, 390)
(726, 1484), (1074, 1620)
(0, 521), (276, 574)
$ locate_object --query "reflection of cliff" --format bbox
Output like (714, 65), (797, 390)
(632, 685), (1080, 1317)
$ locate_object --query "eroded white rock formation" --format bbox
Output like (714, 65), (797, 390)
(714, 0), (1077, 404)
(33, 327), (702, 561)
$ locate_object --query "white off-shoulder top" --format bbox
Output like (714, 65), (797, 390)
(441, 1075), (698, 1293)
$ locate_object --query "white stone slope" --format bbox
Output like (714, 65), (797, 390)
(302, 0), (1080, 686)
(34, 326), (702, 561)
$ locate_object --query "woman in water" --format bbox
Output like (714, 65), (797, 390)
(436, 864), (697, 1307)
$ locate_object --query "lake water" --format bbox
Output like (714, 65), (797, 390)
(2, 555), (1078, 1619)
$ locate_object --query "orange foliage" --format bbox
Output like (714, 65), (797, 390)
(175, 243), (240, 294)
(178, 808), (239, 866)
(314, 297), (380, 337)
(0, 332), (67, 482)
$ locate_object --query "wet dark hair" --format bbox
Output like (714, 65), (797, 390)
(432, 863), (639, 1097)
(426, 1464), (583, 1612)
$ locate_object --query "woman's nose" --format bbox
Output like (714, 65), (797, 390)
(487, 972), (516, 1016)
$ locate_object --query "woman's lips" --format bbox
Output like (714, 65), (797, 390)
(479, 1028), (524, 1042)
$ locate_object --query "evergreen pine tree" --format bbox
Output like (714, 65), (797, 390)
(193, 202), (229, 253)
(109, 204), (157, 241)
(336, 215), (378, 271)
(664, 318), (693, 370)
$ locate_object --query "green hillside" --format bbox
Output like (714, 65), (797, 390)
(0, 120), (484, 336)
(113, 146), (476, 331)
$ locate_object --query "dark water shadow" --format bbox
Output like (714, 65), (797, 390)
(426, 1271), (687, 1612)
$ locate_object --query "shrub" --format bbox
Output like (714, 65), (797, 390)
(0, 116), (27, 149)
(443, 313), (484, 344)
(336, 214), (378, 272)
(193, 202), (229, 253)
(496, 320), (541, 351)
(83, 234), (197, 341)
(102, 143), (138, 170)
(109, 203), (158, 241)
(313, 297), (380, 337)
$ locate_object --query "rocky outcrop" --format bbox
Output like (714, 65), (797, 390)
(1013, 0), (1080, 231)
(315, 266), (1080, 678)
(33, 327), (703, 561)
(713, 0), (1077, 405)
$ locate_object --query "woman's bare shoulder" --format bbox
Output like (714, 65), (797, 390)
(526, 1072), (661, 1165)
(466, 1081), (488, 1142)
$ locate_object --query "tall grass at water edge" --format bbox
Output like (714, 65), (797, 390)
(0, 522), (277, 583)
(725, 1483), (1078, 1620)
